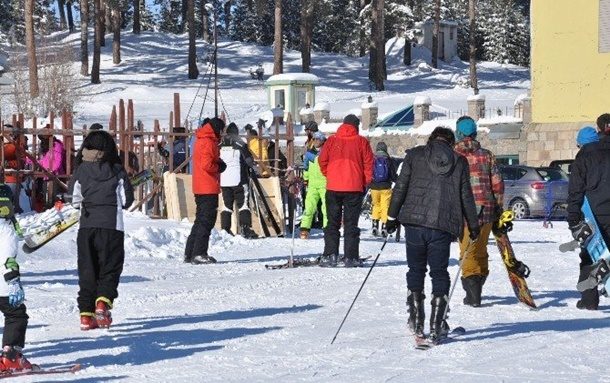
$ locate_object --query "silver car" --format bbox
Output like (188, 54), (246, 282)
(499, 166), (569, 219)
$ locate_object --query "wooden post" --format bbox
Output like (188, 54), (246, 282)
(286, 113), (294, 168)
(274, 118), (279, 176)
(128, 99), (134, 153)
(153, 119), (160, 216)
(138, 128), (145, 204)
(169, 111), (174, 130)
(173, 93), (180, 128)
(119, 99), (127, 171)
(110, 105), (117, 137)
(168, 127), (174, 172)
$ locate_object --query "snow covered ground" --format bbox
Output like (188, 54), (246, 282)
(14, 214), (610, 382)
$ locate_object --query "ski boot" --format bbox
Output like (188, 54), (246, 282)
(406, 290), (425, 337)
(0, 346), (32, 371)
(381, 222), (388, 238)
(80, 313), (99, 331)
(240, 225), (258, 239)
(95, 299), (113, 328)
(371, 220), (379, 237)
(429, 295), (450, 343)
(319, 254), (338, 268)
(576, 266), (599, 310)
(191, 254), (218, 265)
(300, 229), (310, 240)
(343, 257), (363, 268)
(462, 275), (486, 307)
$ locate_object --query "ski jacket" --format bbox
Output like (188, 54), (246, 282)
(567, 135), (610, 226)
(69, 149), (134, 232)
(388, 139), (480, 238)
(248, 137), (270, 177)
(2, 142), (24, 184)
(454, 138), (504, 225)
(192, 123), (221, 195)
(318, 123), (374, 192)
(220, 136), (253, 187)
(39, 139), (65, 179)
(303, 149), (326, 189)
(369, 150), (398, 190)
(0, 220), (18, 297)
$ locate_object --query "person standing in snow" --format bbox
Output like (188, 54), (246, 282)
(303, 121), (318, 152)
(385, 127), (479, 342)
(453, 116), (504, 307)
(184, 118), (226, 265)
(157, 127), (188, 173)
(318, 114), (374, 267)
(369, 141), (397, 237)
(69, 130), (134, 330)
(567, 123), (608, 310)
(219, 123), (257, 239)
(300, 132), (327, 239)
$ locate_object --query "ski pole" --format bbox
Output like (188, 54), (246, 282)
(442, 239), (475, 322)
(331, 237), (389, 345)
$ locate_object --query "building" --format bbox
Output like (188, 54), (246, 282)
(419, 20), (458, 63)
(264, 73), (318, 123)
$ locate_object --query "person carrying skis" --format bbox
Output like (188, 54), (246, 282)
(453, 116), (504, 307)
(69, 130), (134, 330)
(0, 184), (32, 371)
(219, 123), (258, 239)
(369, 141), (397, 237)
(319, 114), (374, 267)
(184, 118), (226, 265)
(385, 127), (479, 342)
(567, 124), (607, 310)
(300, 132), (327, 239)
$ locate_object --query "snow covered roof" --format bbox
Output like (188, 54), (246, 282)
(313, 102), (330, 112)
(265, 73), (320, 86)
(413, 96), (431, 106)
(467, 94), (486, 101)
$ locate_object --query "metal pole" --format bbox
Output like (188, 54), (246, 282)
(213, 0), (218, 118)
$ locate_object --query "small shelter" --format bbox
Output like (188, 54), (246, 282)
(265, 73), (319, 122)
(419, 20), (458, 62)
(374, 105), (415, 130)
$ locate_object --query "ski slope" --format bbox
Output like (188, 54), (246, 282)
(13, 214), (610, 382)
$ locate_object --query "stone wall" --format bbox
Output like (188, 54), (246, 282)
(524, 122), (586, 166)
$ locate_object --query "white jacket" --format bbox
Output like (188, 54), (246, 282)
(0, 220), (18, 297)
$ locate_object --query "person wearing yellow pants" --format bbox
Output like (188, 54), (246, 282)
(300, 132), (327, 239)
(370, 142), (397, 237)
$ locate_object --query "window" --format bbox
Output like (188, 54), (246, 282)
(449, 28), (454, 40)
(601, 0), (610, 53)
(499, 167), (516, 181)
(274, 89), (285, 109)
(496, 155), (519, 166)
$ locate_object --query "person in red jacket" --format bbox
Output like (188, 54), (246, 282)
(318, 114), (374, 267)
(184, 118), (226, 265)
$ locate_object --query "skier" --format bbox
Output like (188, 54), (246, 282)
(453, 116), (504, 307)
(246, 129), (270, 177)
(318, 114), (374, 267)
(219, 123), (258, 239)
(385, 127), (479, 342)
(300, 132), (327, 239)
(369, 141), (397, 237)
(0, 184), (32, 371)
(567, 124), (606, 310)
(69, 130), (134, 330)
(184, 118), (226, 265)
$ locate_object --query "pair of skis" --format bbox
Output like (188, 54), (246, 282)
(265, 255), (372, 270)
(0, 364), (80, 379)
(413, 326), (466, 350)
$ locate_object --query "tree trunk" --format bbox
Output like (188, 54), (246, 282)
(133, 0), (140, 34)
(58, 0), (67, 30)
(369, 0), (384, 90)
(201, 1), (209, 41)
(359, 0), (369, 57)
(80, 0), (89, 75)
(181, 0), (187, 33)
(112, 3), (121, 64)
(469, 0), (479, 94)
(300, 0), (314, 72)
(66, 1), (75, 32)
(431, 0), (440, 69)
(188, 0), (199, 79)
(100, 0), (106, 46)
(403, 36), (411, 66)
(92, 0), (102, 84)
(272, 0), (283, 75)
(223, 1), (231, 32)
(379, 0), (385, 80)
(25, 0), (39, 98)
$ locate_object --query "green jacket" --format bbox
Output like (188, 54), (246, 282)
(303, 150), (326, 189)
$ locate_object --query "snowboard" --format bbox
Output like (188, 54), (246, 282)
(0, 364), (80, 379)
(130, 169), (155, 188)
(492, 211), (537, 309)
(21, 204), (81, 254)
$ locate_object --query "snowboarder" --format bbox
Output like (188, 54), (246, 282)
(454, 116), (504, 307)
(0, 184), (32, 371)
(318, 114), (374, 267)
(69, 130), (134, 330)
(184, 118), (226, 265)
(369, 141), (397, 237)
(567, 124), (605, 310)
(385, 127), (479, 342)
(219, 123), (258, 239)
(300, 132), (327, 239)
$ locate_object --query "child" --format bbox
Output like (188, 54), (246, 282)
(69, 130), (134, 330)
(0, 183), (32, 371)
(300, 132), (327, 239)
(370, 142), (397, 237)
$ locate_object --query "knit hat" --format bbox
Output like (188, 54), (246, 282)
(343, 114), (360, 128)
(456, 116), (477, 141)
(376, 141), (388, 153)
(576, 126), (599, 146)
(313, 131), (326, 142)
(304, 121), (318, 132)
(226, 122), (239, 136)
(89, 123), (103, 131)
(208, 117), (225, 138)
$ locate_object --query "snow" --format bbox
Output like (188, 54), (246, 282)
(265, 73), (320, 84)
(467, 94), (487, 101)
(413, 96), (432, 106)
(514, 93), (531, 106)
(313, 102), (330, 112)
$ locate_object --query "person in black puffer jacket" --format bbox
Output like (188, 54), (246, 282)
(385, 127), (479, 342)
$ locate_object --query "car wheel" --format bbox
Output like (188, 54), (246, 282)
(510, 198), (530, 220)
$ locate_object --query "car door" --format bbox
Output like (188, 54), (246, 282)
(500, 167), (516, 209)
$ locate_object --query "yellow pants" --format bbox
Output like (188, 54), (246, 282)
(459, 223), (493, 278)
(370, 189), (392, 223)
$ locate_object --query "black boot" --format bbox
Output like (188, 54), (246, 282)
(220, 211), (234, 236)
(240, 225), (259, 239)
(430, 295), (449, 342)
(319, 254), (338, 268)
(407, 290), (425, 337)
(577, 267), (599, 310)
(462, 275), (484, 307)
(372, 220), (379, 236)
(381, 222), (388, 238)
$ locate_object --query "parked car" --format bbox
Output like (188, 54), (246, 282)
(549, 159), (574, 176)
(499, 165), (569, 219)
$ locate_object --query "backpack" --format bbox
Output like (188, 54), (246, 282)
(373, 156), (390, 183)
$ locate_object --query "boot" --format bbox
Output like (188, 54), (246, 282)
(240, 225), (258, 239)
(80, 314), (98, 331)
(371, 220), (379, 236)
(0, 346), (32, 371)
(462, 275), (485, 307)
(220, 211), (234, 236)
(95, 299), (113, 329)
(429, 295), (450, 342)
(406, 290), (425, 337)
(577, 267), (599, 310)
(192, 254), (218, 265)
(344, 257), (363, 268)
(319, 254), (338, 268)
(381, 222), (388, 238)
(300, 229), (310, 239)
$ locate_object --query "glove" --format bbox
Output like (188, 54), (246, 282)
(469, 227), (480, 242)
(509, 260), (531, 279)
(570, 221), (593, 246)
(385, 218), (398, 235)
(217, 159), (227, 173)
(7, 278), (24, 307)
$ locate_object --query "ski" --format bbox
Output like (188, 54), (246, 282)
(0, 364), (81, 379)
(265, 256), (372, 270)
(559, 239), (579, 253)
(414, 326), (466, 350)
(130, 168), (155, 188)
(21, 204), (81, 254)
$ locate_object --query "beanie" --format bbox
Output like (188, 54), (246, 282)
(226, 122), (239, 136)
(376, 141), (388, 153)
(209, 117), (225, 138)
(576, 126), (600, 146)
(305, 121), (319, 132)
(456, 116), (477, 141)
(89, 123), (103, 131)
(343, 114), (360, 128)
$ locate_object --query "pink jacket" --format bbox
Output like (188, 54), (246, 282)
(39, 139), (65, 178)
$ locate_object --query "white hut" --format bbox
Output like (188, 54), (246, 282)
(265, 73), (319, 122)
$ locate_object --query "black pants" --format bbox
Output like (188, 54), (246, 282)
(405, 225), (453, 297)
(221, 186), (252, 228)
(323, 191), (364, 260)
(0, 298), (28, 348)
(185, 194), (219, 259)
(77, 228), (125, 313)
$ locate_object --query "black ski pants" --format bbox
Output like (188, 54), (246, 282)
(77, 228), (125, 313)
(0, 298), (28, 348)
(185, 194), (219, 259)
(221, 186), (252, 228)
(323, 191), (364, 260)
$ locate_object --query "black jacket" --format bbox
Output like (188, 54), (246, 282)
(369, 151), (398, 190)
(567, 135), (610, 226)
(69, 150), (135, 232)
(388, 139), (479, 238)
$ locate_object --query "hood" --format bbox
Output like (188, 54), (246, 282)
(335, 123), (359, 138)
(425, 140), (457, 175)
(82, 148), (104, 162)
(79, 154), (120, 182)
(196, 123), (219, 142)
(455, 137), (481, 153)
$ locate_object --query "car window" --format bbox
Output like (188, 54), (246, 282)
(516, 169), (528, 180)
(536, 168), (568, 181)
(500, 167), (514, 181)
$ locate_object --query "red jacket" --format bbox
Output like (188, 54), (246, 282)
(3, 142), (24, 184)
(192, 123), (221, 195)
(319, 123), (374, 192)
